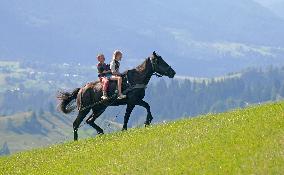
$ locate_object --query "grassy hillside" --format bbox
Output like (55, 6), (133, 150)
(0, 102), (283, 174)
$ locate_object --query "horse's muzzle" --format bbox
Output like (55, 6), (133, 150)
(168, 69), (176, 78)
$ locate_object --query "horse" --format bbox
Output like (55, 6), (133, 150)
(57, 51), (176, 141)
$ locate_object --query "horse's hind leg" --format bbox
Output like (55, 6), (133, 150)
(86, 108), (106, 135)
(73, 109), (90, 141)
(137, 100), (153, 126)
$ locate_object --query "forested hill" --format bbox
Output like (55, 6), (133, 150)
(128, 66), (284, 123)
(1, 62), (284, 123)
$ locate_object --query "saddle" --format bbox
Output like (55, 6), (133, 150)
(79, 75), (147, 100)
(80, 80), (119, 95)
(77, 80), (120, 111)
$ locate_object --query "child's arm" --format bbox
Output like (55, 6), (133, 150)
(97, 65), (104, 74)
(103, 64), (111, 74)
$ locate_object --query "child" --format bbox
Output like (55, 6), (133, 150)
(110, 50), (126, 99)
(97, 54), (111, 100)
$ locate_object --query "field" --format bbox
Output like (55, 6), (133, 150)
(0, 102), (283, 174)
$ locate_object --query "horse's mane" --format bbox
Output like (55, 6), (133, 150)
(121, 58), (152, 85)
(122, 58), (149, 75)
(135, 58), (148, 72)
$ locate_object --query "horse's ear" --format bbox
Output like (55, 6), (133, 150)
(153, 51), (157, 56)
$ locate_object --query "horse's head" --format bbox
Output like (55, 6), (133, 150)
(150, 51), (176, 78)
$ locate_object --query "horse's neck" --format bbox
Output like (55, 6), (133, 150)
(130, 58), (153, 85)
(143, 60), (153, 85)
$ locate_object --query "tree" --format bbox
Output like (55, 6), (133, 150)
(0, 142), (10, 156)
(279, 84), (284, 98)
(48, 102), (55, 114)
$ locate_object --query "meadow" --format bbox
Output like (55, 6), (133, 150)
(0, 102), (283, 174)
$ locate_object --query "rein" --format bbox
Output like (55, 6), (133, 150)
(153, 73), (163, 77)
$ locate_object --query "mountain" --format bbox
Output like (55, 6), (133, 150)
(1, 0), (284, 76)
(1, 102), (283, 174)
(253, 0), (284, 18)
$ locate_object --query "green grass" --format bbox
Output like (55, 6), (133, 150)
(1, 102), (283, 175)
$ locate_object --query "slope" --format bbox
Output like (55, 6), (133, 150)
(0, 102), (283, 174)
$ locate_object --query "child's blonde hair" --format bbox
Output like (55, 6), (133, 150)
(112, 50), (122, 60)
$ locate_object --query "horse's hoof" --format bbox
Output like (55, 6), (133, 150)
(144, 124), (151, 128)
(97, 132), (104, 136)
(144, 121), (151, 126)
(122, 127), (127, 131)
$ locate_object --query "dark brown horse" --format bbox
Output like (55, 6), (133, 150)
(57, 52), (176, 140)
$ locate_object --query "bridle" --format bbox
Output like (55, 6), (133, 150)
(150, 57), (172, 77)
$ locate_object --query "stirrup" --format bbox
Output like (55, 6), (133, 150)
(117, 94), (127, 99)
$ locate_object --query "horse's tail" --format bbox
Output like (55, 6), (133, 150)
(57, 88), (80, 114)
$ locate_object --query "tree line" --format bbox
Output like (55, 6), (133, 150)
(136, 66), (284, 122)
(1, 66), (284, 125)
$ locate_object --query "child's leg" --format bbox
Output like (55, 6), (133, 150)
(110, 76), (122, 95)
(117, 76), (122, 94)
(100, 77), (109, 99)
(102, 78), (109, 96)
(102, 78), (109, 93)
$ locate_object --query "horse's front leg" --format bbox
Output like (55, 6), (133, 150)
(137, 100), (153, 126)
(122, 104), (135, 131)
